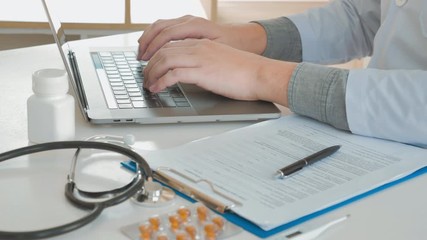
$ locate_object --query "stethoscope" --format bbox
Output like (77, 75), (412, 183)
(0, 135), (175, 240)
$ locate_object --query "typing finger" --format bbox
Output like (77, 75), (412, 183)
(144, 39), (199, 75)
(137, 15), (194, 60)
(153, 68), (204, 93)
(144, 51), (199, 92)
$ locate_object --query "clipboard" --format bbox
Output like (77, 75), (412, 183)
(121, 160), (427, 238)
(121, 116), (427, 238)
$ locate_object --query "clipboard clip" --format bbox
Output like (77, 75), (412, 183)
(154, 167), (243, 213)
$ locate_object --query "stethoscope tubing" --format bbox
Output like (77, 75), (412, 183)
(0, 141), (152, 240)
(0, 141), (152, 178)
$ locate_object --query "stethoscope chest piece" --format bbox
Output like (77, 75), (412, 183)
(132, 180), (176, 207)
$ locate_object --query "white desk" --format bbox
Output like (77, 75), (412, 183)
(0, 32), (427, 240)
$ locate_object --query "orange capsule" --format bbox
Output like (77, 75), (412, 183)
(184, 225), (197, 240)
(177, 207), (191, 222)
(138, 224), (152, 240)
(139, 232), (151, 240)
(175, 231), (188, 240)
(169, 214), (181, 230)
(212, 216), (224, 229)
(196, 205), (208, 222)
(204, 223), (217, 240)
(156, 233), (169, 240)
(149, 216), (161, 231)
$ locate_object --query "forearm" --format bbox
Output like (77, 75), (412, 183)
(223, 23), (268, 55)
(254, 17), (302, 62)
(254, 17), (350, 130)
(256, 58), (349, 131)
(222, 17), (302, 58)
(289, 63), (350, 131)
(256, 59), (297, 106)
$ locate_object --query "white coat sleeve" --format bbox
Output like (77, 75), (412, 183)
(347, 69), (427, 148)
(288, 0), (381, 64)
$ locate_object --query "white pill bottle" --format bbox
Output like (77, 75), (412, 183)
(27, 69), (75, 143)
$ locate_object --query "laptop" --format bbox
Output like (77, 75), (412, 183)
(41, 0), (281, 124)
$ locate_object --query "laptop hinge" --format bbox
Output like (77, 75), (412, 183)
(68, 50), (89, 110)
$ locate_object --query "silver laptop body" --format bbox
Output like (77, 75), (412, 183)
(42, 0), (281, 124)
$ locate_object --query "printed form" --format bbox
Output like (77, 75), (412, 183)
(144, 115), (427, 230)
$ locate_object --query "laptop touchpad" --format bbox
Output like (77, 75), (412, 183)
(180, 84), (272, 115)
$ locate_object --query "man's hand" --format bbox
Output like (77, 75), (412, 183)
(144, 38), (296, 106)
(137, 15), (267, 60)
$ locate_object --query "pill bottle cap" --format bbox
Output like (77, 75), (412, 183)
(32, 69), (69, 96)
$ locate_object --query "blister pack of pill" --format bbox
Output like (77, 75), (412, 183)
(121, 202), (242, 240)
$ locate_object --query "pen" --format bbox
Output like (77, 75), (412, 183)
(276, 145), (341, 179)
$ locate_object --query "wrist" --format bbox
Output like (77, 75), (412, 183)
(256, 59), (297, 107)
(225, 23), (267, 54)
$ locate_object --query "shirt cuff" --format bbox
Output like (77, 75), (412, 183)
(288, 63), (350, 130)
(253, 17), (302, 62)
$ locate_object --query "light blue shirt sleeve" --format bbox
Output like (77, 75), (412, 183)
(254, 17), (302, 62)
(288, 0), (380, 64)
(347, 69), (427, 148)
(255, 18), (350, 131)
(256, 0), (427, 147)
(289, 63), (349, 130)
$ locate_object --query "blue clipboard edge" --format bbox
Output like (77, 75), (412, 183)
(121, 160), (427, 238)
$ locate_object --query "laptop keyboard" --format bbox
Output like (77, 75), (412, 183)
(92, 51), (190, 109)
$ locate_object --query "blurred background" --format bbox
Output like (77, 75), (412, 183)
(0, 0), (364, 68)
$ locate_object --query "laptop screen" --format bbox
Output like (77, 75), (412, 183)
(41, 0), (88, 119)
